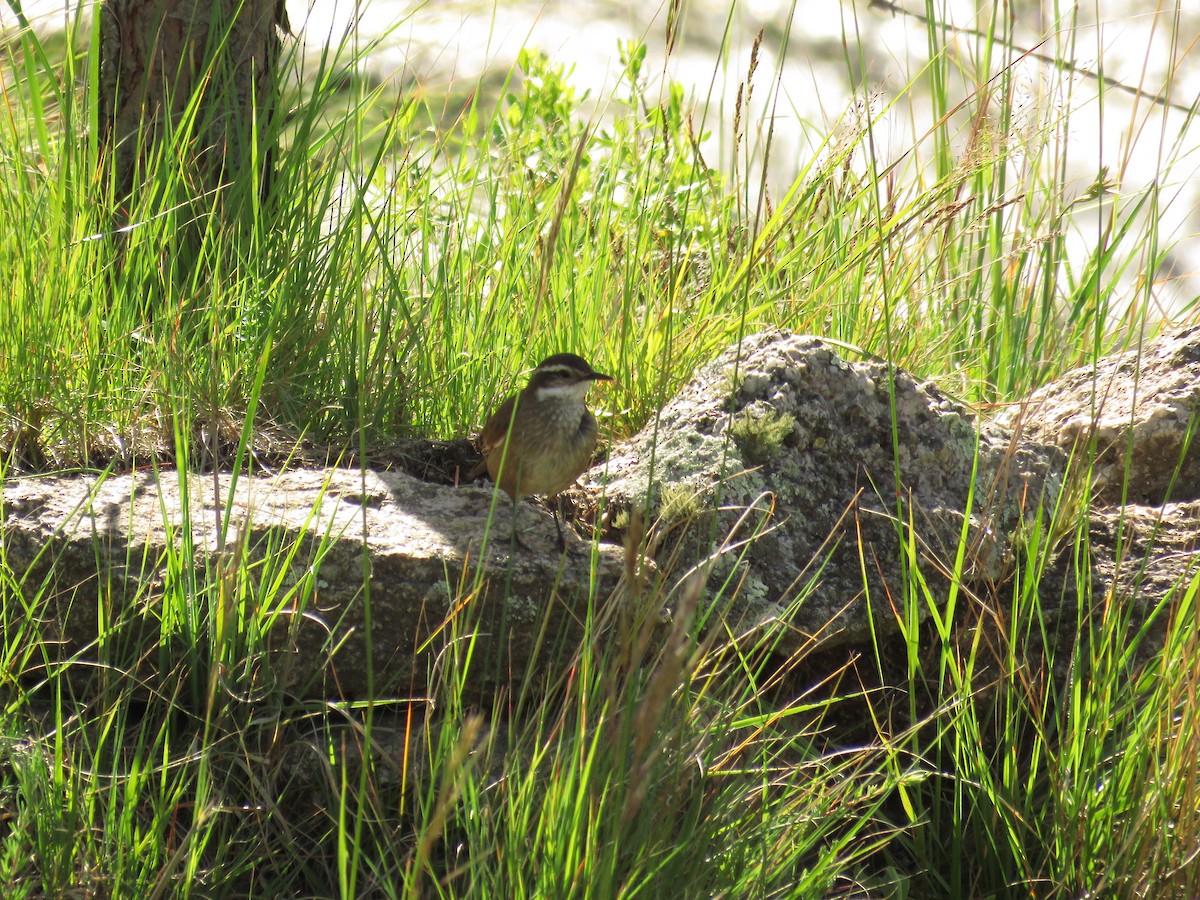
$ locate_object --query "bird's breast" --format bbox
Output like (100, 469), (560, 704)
(494, 401), (598, 498)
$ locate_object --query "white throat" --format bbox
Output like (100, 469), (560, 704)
(536, 381), (591, 403)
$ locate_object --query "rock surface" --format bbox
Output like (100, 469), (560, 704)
(991, 324), (1200, 505)
(5, 326), (1200, 701)
(2, 468), (626, 698)
(587, 331), (1063, 647)
(986, 324), (1200, 660)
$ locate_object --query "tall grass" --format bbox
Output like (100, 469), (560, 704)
(1, 0), (1199, 896)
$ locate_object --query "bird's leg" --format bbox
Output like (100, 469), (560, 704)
(509, 494), (535, 553)
(552, 494), (567, 551)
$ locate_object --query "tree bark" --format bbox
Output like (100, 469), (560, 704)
(98, 0), (287, 204)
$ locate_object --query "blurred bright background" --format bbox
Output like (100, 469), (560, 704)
(7, 0), (1198, 316)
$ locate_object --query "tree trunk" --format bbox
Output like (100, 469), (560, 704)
(98, 0), (287, 204)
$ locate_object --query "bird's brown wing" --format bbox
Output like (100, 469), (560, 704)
(467, 393), (517, 480)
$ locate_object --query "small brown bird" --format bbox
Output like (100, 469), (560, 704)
(470, 353), (612, 548)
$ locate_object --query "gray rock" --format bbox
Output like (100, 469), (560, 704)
(986, 325), (1200, 658)
(7, 326), (1198, 704)
(1, 468), (625, 698)
(990, 323), (1200, 504)
(586, 331), (1063, 647)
